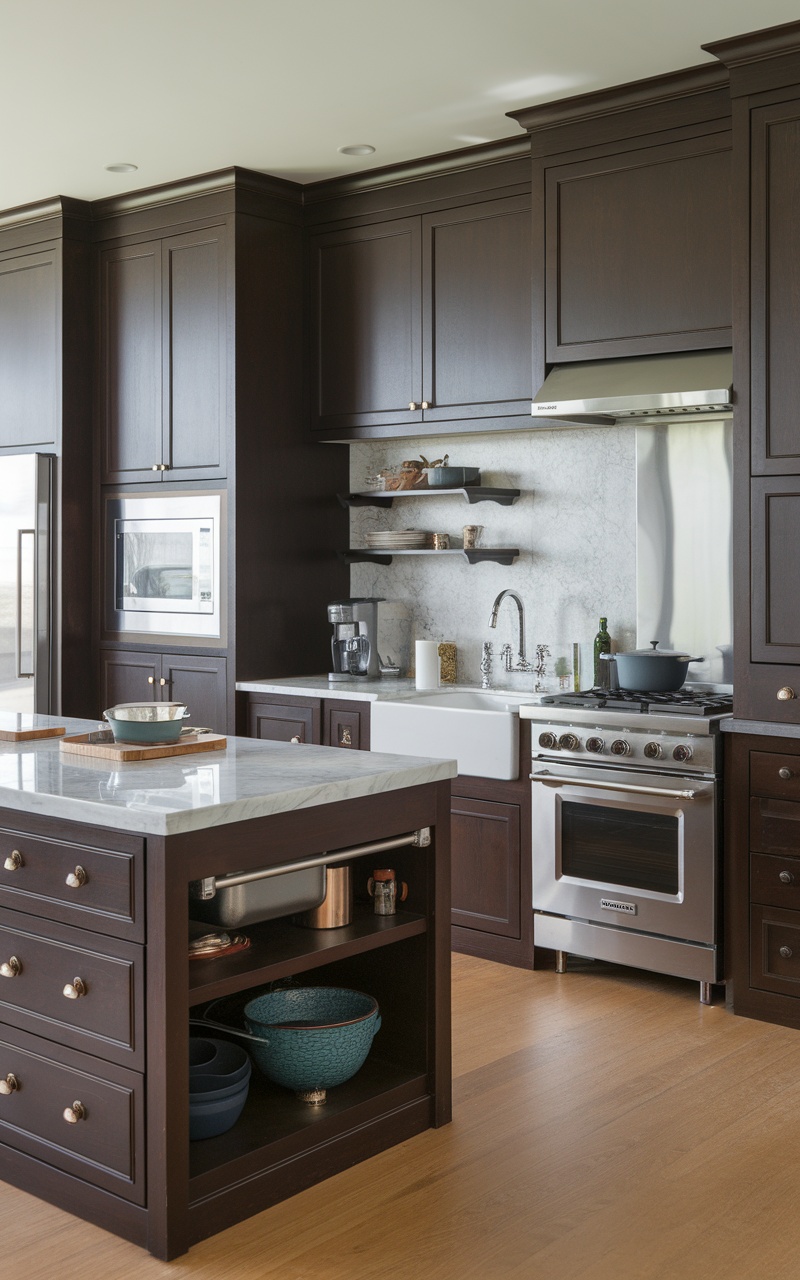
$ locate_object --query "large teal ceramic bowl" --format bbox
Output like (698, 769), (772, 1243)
(242, 987), (381, 1103)
(103, 701), (190, 744)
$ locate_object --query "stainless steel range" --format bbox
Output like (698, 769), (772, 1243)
(521, 688), (732, 1003)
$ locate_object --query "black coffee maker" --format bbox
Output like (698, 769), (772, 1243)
(327, 598), (383, 681)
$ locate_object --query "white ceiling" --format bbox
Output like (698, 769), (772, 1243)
(4, 0), (800, 212)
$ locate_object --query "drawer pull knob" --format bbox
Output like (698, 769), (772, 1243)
(66, 866), (86, 889)
(777, 687), (797, 702)
(63, 1101), (86, 1124)
(0, 1073), (18, 1095)
(63, 977), (86, 1000)
(780, 768), (794, 780)
(0, 957), (21, 978)
(780, 945), (794, 959)
(780, 871), (796, 884)
(3, 850), (22, 871)
(290, 735), (301, 744)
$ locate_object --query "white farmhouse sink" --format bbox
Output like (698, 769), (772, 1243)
(370, 688), (534, 780)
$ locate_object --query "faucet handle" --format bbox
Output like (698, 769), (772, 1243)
(480, 640), (493, 689)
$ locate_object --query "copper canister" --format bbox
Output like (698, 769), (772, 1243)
(295, 865), (352, 928)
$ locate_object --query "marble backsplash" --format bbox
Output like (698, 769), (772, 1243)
(348, 426), (637, 691)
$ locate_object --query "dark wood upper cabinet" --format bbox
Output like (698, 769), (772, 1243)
(0, 247), (59, 449)
(308, 190), (531, 436)
(544, 134), (732, 361)
(100, 224), (228, 483)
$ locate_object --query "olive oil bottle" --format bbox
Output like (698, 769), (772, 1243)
(593, 617), (612, 688)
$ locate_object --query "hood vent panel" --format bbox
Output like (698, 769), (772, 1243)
(532, 349), (732, 425)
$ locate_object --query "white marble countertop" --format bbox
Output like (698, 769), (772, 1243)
(0, 713), (456, 838)
(236, 674), (543, 704)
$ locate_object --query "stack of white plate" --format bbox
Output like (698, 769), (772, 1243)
(364, 529), (431, 550)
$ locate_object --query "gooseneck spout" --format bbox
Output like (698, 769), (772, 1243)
(488, 589), (533, 673)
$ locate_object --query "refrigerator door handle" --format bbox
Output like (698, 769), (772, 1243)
(15, 530), (35, 680)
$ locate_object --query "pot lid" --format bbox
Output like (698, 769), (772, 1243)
(602, 644), (702, 661)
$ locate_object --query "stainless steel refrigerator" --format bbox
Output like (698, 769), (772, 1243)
(0, 453), (54, 713)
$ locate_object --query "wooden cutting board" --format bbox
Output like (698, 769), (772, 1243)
(0, 717), (66, 742)
(60, 731), (227, 762)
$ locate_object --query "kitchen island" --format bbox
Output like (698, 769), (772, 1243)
(0, 715), (454, 1259)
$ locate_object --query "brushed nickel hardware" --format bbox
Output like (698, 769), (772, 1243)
(159, 677), (167, 687)
(672, 744), (693, 763)
(780, 946), (793, 959)
(0, 956), (21, 978)
(63, 978), (86, 1000)
(63, 1101), (86, 1124)
(339, 726), (353, 747)
(151, 463), (169, 471)
(480, 640), (492, 690)
(3, 850), (22, 871)
(532, 771), (705, 800)
(610, 739), (631, 757)
(779, 767), (793, 780)
(777, 686), (796, 701)
(0, 1074), (18, 1095)
(643, 742), (663, 759)
(148, 676), (155, 684)
(408, 402), (418, 410)
(557, 733), (579, 752)
(538, 732), (557, 750)
(290, 735), (301, 743)
(66, 866), (87, 889)
(585, 736), (605, 754)
(488, 590), (533, 672)
(421, 401), (430, 409)
(780, 871), (795, 884)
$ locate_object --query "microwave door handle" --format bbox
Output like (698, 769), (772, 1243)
(15, 530), (35, 679)
(529, 771), (707, 801)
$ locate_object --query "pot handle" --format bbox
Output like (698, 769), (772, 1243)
(189, 1016), (269, 1048)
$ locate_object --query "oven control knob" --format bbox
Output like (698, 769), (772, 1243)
(558, 733), (580, 752)
(585, 736), (605, 754)
(643, 741), (663, 760)
(538, 732), (558, 750)
(610, 739), (631, 757)
(672, 744), (693, 763)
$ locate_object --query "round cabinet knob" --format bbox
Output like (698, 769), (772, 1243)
(147, 676), (155, 685)
(643, 742), (663, 760)
(672, 744), (693, 763)
(420, 401), (430, 410)
(538, 732), (557, 750)
(290, 735), (301, 744)
(408, 402), (418, 411)
(777, 687), (797, 702)
(557, 733), (580, 752)
(779, 768), (794, 780)
(610, 739), (631, 757)
(585, 736), (605, 754)
(159, 677), (167, 687)
(780, 946), (794, 960)
(3, 850), (22, 872)
(63, 977), (86, 1000)
(63, 1101), (86, 1124)
(0, 1073), (18, 1096)
(66, 866), (86, 889)
(779, 871), (795, 885)
(0, 957), (21, 979)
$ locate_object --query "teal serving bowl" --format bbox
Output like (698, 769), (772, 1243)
(242, 987), (381, 1104)
(103, 701), (190, 744)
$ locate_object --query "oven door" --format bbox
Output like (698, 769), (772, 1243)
(531, 762), (717, 944)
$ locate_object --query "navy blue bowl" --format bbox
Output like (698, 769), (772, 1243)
(189, 1037), (250, 1082)
(189, 1060), (252, 1101)
(189, 1079), (249, 1140)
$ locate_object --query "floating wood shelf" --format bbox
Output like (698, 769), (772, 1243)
(339, 486), (520, 509)
(340, 547), (520, 566)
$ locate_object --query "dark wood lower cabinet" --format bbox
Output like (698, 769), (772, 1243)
(726, 730), (800, 1028)
(450, 796), (520, 938)
(100, 649), (228, 734)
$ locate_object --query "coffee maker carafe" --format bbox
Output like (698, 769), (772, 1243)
(328, 598), (383, 681)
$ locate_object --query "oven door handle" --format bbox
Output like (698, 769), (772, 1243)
(529, 771), (709, 800)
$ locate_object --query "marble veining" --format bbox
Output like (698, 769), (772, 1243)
(349, 427), (637, 689)
(0, 715), (455, 837)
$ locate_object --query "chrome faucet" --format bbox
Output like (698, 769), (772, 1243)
(488, 589), (534, 673)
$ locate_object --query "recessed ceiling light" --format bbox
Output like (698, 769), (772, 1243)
(104, 162), (139, 173)
(338, 144), (376, 157)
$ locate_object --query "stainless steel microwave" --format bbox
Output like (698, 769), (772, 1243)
(104, 491), (225, 643)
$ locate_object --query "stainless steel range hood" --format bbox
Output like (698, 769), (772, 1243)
(532, 349), (732, 425)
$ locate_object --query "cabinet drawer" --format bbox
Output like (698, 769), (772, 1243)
(750, 795), (800, 855)
(751, 852), (800, 908)
(750, 904), (800, 996)
(0, 827), (143, 942)
(0, 1023), (144, 1204)
(751, 751), (800, 801)
(0, 909), (142, 1069)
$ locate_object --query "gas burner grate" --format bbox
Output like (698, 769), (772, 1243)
(540, 687), (733, 716)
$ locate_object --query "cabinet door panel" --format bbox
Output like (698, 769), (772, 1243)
(247, 697), (321, 744)
(323, 700), (370, 751)
(162, 654), (228, 734)
(450, 795), (520, 938)
(0, 249), (58, 448)
(100, 242), (162, 482)
(422, 197), (532, 423)
(163, 226), (227, 479)
(545, 135), (731, 361)
(310, 219), (422, 430)
(751, 102), (800, 473)
(99, 649), (160, 714)
(750, 479), (800, 687)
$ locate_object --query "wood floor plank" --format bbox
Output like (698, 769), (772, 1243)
(4, 954), (800, 1279)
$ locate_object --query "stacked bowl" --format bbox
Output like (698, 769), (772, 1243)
(189, 1037), (251, 1140)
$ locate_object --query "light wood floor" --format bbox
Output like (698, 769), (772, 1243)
(6, 953), (800, 1280)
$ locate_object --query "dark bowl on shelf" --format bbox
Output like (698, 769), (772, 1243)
(189, 1036), (251, 1084)
(189, 1078), (250, 1140)
(189, 1060), (252, 1101)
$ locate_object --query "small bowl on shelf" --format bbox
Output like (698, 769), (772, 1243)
(426, 467), (480, 488)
